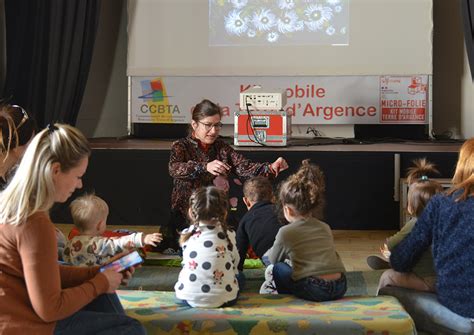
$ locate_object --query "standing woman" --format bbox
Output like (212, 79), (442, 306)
(0, 103), (36, 188)
(390, 138), (474, 319)
(165, 99), (288, 252)
(0, 124), (145, 334)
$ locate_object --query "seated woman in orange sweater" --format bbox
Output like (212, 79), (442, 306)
(0, 124), (145, 334)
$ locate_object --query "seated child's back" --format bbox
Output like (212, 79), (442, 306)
(175, 187), (240, 308)
(236, 176), (281, 271)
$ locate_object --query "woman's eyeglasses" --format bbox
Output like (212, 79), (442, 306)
(198, 121), (223, 132)
(11, 105), (29, 130)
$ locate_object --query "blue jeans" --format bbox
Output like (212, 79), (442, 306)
(273, 262), (347, 302)
(54, 293), (145, 335)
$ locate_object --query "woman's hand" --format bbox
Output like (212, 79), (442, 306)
(207, 160), (231, 176)
(120, 265), (138, 286)
(271, 157), (289, 176)
(101, 269), (124, 293)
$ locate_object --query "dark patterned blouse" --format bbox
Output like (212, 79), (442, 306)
(169, 136), (272, 216)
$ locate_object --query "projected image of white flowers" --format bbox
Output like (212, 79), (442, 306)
(210, 0), (349, 46)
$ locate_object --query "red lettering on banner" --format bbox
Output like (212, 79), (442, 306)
(286, 85), (326, 99)
(303, 103), (315, 116)
(302, 104), (378, 120)
(381, 100), (404, 107)
(367, 106), (377, 116)
(406, 100), (426, 108)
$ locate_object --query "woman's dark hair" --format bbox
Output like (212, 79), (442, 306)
(191, 99), (222, 122)
(0, 104), (36, 159)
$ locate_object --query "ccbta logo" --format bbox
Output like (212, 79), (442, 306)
(138, 78), (180, 117)
(139, 78), (170, 102)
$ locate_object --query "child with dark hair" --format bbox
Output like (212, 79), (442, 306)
(236, 176), (281, 272)
(267, 160), (346, 302)
(374, 158), (443, 293)
(174, 186), (240, 308)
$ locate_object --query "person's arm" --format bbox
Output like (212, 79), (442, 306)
(235, 219), (249, 271)
(390, 198), (437, 272)
(266, 230), (288, 265)
(168, 141), (208, 179)
(59, 265), (100, 288)
(19, 216), (109, 322)
(224, 144), (273, 179)
(386, 218), (416, 250)
(94, 233), (144, 256)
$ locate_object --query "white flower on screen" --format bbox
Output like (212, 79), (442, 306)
(304, 4), (333, 31)
(225, 10), (249, 36)
(278, 0), (296, 10)
(277, 11), (304, 33)
(228, 0), (248, 9)
(326, 0), (341, 5)
(267, 31), (280, 43)
(335, 5), (342, 13)
(326, 25), (335, 35)
(252, 8), (277, 32)
(247, 29), (256, 38)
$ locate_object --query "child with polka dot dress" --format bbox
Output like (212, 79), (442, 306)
(174, 186), (240, 308)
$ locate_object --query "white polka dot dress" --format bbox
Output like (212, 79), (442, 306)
(174, 223), (240, 308)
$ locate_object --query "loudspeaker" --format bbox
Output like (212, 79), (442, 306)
(354, 124), (429, 141)
(132, 123), (189, 139)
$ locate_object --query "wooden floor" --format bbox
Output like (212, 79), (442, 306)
(56, 224), (395, 272)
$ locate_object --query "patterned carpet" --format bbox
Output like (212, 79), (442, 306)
(126, 265), (385, 296)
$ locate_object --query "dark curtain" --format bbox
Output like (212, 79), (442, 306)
(2, 0), (101, 127)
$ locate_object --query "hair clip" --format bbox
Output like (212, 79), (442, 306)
(420, 175), (429, 181)
(47, 123), (58, 134)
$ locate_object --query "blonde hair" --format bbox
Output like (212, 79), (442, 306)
(0, 124), (90, 225)
(448, 138), (474, 201)
(406, 158), (443, 217)
(278, 159), (325, 217)
(70, 194), (109, 232)
(180, 186), (229, 245)
(243, 176), (274, 203)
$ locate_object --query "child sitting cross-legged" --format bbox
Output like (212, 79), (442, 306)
(266, 159), (347, 302)
(175, 186), (240, 308)
(62, 194), (162, 266)
(375, 158), (443, 293)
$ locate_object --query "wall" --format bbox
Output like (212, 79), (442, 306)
(78, 0), (473, 139)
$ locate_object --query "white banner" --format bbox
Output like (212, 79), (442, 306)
(130, 76), (430, 125)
